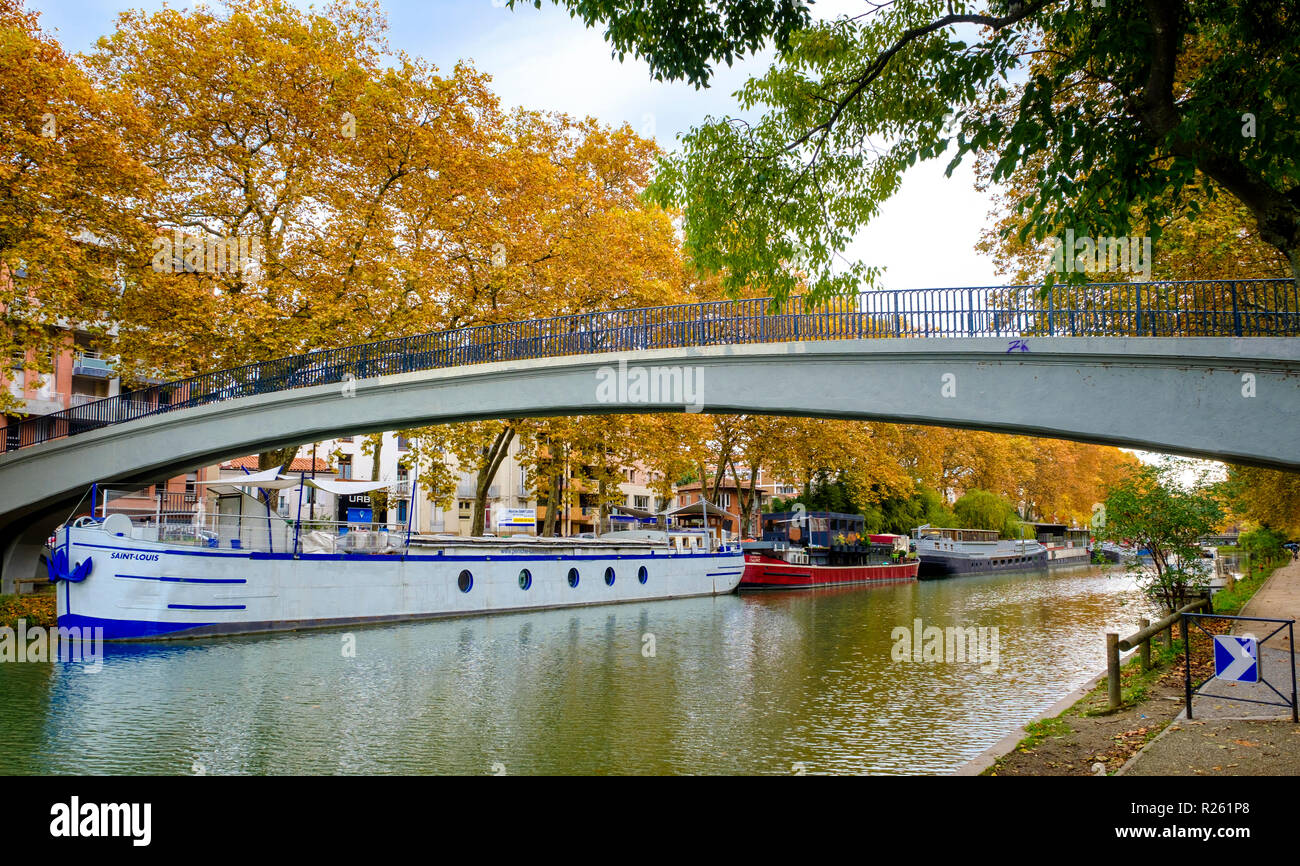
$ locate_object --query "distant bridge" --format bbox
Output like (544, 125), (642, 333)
(2, 278), (1298, 589)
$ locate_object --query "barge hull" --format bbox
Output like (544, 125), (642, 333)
(740, 555), (919, 589)
(54, 526), (745, 641)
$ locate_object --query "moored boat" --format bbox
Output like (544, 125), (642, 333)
(912, 524), (1048, 579)
(1026, 522), (1094, 567)
(740, 511), (919, 589)
(46, 474), (744, 641)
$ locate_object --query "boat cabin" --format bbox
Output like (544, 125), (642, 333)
(761, 510), (863, 549)
(1027, 522), (1091, 549)
(912, 526), (1000, 543)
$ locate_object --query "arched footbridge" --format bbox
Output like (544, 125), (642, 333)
(3, 279), (1298, 588)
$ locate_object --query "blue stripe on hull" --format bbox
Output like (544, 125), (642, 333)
(58, 613), (216, 640)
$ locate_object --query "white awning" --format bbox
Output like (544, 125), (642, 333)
(305, 478), (391, 496)
(200, 466), (304, 495)
(199, 466), (285, 486)
(199, 470), (392, 497)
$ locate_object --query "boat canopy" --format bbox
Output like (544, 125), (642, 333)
(200, 470), (391, 497)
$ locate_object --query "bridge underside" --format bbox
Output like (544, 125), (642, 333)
(3, 337), (1297, 589)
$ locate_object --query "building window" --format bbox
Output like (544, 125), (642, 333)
(634, 495), (649, 510)
(397, 435), (410, 452)
(339, 456), (353, 479)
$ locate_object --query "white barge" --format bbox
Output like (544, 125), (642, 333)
(47, 472), (744, 641)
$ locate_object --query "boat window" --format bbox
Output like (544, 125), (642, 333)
(518, 569), (532, 591)
(638, 566), (648, 585)
(605, 567), (616, 587)
(567, 567), (580, 588)
(457, 570), (473, 593)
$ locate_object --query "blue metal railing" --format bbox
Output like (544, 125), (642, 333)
(4, 278), (1297, 452)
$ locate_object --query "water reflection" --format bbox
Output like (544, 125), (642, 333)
(0, 564), (1147, 775)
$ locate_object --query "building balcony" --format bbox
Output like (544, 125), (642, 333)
(70, 392), (105, 407)
(23, 393), (65, 415)
(72, 352), (115, 378)
(456, 481), (498, 499)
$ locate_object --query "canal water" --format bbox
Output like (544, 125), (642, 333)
(0, 564), (1152, 775)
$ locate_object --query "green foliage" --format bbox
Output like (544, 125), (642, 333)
(952, 488), (1022, 538)
(1101, 460), (1225, 613)
(771, 474), (957, 535)
(1018, 716), (1072, 750)
(570, 1), (1300, 300)
(861, 486), (957, 535)
(1238, 527), (1288, 564)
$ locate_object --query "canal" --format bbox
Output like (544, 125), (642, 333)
(0, 563), (1151, 775)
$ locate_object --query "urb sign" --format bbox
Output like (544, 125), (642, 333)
(1213, 634), (1259, 683)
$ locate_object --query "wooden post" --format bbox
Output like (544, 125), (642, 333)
(1107, 632), (1121, 710)
(1139, 618), (1151, 669)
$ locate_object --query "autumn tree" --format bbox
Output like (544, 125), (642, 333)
(1220, 465), (1300, 538)
(0, 0), (156, 413)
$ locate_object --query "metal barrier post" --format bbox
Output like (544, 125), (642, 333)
(1291, 621), (1298, 723)
(1107, 632), (1121, 709)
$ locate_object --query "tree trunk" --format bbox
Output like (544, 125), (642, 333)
(471, 423), (515, 536)
(258, 447), (297, 472)
(542, 469), (562, 537)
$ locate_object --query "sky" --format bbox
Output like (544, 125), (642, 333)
(27, 0), (1004, 291)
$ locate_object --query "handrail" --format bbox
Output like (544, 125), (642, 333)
(1106, 596), (1212, 709)
(4, 278), (1298, 452)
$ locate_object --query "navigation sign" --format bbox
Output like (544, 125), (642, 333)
(1213, 634), (1259, 683)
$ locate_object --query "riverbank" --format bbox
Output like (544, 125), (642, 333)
(971, 557), (1286, 776)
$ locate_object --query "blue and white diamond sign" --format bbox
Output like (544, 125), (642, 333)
(1213, 635), (1258, 683)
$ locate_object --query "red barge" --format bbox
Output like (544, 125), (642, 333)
(740, 511), (919, 589)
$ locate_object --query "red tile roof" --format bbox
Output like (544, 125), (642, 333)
(221, 456), (334, 472)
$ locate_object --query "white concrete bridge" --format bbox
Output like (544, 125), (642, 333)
(3, 329), (1298, 590)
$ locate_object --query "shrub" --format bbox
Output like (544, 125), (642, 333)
(0, 593), (57, 630)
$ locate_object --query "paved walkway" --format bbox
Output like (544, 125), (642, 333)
(1121, 559), (1300, 775)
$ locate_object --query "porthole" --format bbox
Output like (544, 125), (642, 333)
(518, 568), (532, 591)
(638, 565), (648, 585)
(567, 567), (580, 588)
(457, 570), (473, 593)
(605, 566), (616, 586)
